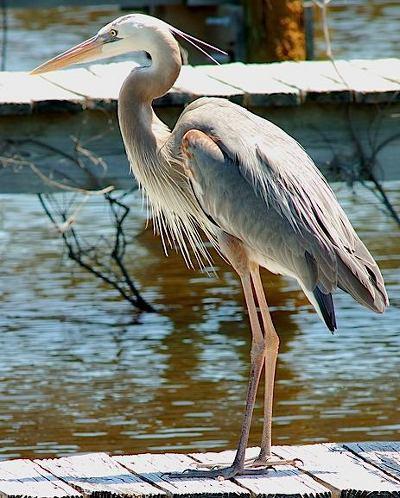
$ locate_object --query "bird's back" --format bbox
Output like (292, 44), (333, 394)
(168, 97), (388, 329)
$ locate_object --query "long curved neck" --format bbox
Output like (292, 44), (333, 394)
(116, 24), (215, 266)
(118, 26), (181, 175)
(119, 26), (181, 105)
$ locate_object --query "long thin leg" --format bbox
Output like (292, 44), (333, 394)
(170, 271), (266, 479)
(230, 272), (265, 469)
(250, 266), (279, 462)
(245, 267), (301, 470)
(230, 271), (298, 472)
(169, 235), (265, 479)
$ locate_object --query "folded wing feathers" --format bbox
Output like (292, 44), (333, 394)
(177, 98), (388, 314)
(219, 101), (387, 312)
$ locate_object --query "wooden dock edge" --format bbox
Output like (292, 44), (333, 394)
(0, 442), (399, 497)
(1, 59), (400, 192)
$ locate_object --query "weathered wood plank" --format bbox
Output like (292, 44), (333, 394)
(88, 60), (148, 103)
(0, 72), (84, 115)
(265, 60), (353, 103)
(345, 442), (400, 483)
(0, 458), (81, 498)
(198, 62), (300, 106)
(0, 444), (399, 497)
(274, 443), (400, 495)
(2, 60), (400, 117)
(351, 58), (400, 85)
(332, 60), (400, 103)
(41, 67), (121, 110)
(115, 452), (248, 496)
(174, 66), (243, 99)
(190, 447), (331, 498)
(36, 452), (164, 497)
(44, 63), (241, 110)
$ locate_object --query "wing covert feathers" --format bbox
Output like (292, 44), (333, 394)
(172, 97), (389, 328)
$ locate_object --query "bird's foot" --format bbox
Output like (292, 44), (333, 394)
(166, 457), (302, 480)
(166, 456), (303, 480)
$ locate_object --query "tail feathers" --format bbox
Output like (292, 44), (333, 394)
(337, 251), (389, 313)
(313, 286), (337, 332)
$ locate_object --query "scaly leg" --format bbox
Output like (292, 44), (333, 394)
(244, 266), (300, 469)
(169, 235), (265, 479)
(251, 266), (278, 463)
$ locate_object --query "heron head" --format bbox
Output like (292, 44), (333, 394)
(31, 14), (226, 75)
(30, 14), (170, 75)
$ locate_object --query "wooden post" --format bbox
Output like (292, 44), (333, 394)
(244, 0), (306, 62)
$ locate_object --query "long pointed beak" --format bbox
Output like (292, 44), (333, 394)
(31, 35), (103, 75)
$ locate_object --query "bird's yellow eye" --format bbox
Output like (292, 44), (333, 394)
(110, 29), (118, 37)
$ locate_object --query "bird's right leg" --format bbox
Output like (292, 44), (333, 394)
(168, 234), (265, 480)
(244, 265), (301, 470)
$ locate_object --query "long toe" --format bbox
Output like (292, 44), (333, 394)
(193, 462), (229, 470)
(166, 464), (243, 480)
(244, 457), (303, 469)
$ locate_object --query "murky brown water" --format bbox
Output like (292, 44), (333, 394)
(0, 1), (399, 461)
(0, 183), (399, 460)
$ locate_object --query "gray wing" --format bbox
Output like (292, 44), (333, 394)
(171, 98), (388, 324)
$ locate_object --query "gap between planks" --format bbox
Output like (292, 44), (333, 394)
(344, 442), (400, 484)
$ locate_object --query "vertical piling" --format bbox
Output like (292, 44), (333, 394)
(244, 0), (306, 62)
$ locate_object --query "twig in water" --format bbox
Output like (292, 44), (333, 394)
(38, 191), (155, 313)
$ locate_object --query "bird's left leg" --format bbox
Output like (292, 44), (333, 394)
(167, 234), (265, 480)
(244, 265), (300, 469)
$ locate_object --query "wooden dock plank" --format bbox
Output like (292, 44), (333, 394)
(173, 66), (243, 99)
(86, 63), (241, 107)
(2, 59), (400, 116)
(0, 72), (84, 115)
(0, 444), (399, 497)
(36, 452), (164, 497)
(0, 458), (81, 498)
(197, 63), (300, 106)
(191, 448), (331, 497)
(115, 452), (248, 497)
(41, 67), (122, 109)
(351, 58), (400, 85)
(87, 61), (144, 104)
(345, 442), (400, 483)
(332, 60), (400, 103)
(264, 60), (352, 103)
(274, 443), (400, 495)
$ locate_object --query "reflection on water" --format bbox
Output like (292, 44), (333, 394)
(313, 1), (400, 60)
(0, 183), (398, 459)
(3, 2), (400, 70)
(1, 0), (399, 461)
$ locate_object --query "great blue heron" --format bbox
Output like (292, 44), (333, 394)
(32, 14), (388, 479)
